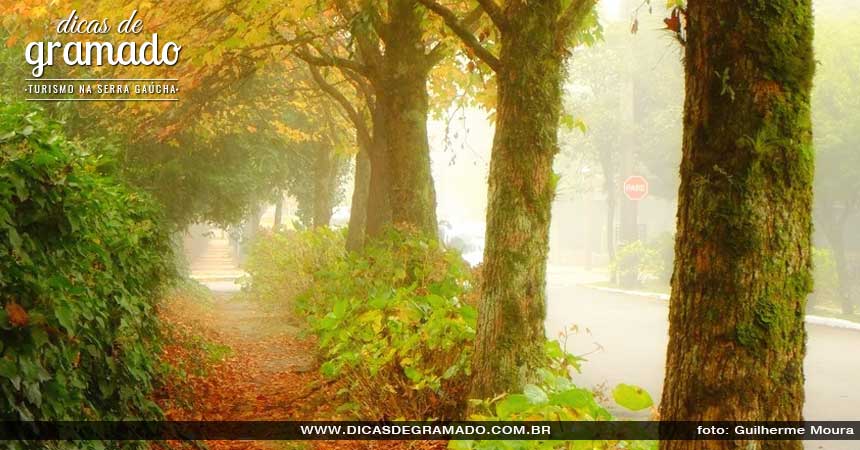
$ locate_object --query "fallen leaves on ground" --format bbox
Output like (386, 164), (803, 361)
(153, 287), (446, 450)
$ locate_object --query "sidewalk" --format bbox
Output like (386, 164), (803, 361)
(549, 264), (860, 332)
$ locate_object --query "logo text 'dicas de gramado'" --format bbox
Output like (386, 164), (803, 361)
(24, 10), (181, 101)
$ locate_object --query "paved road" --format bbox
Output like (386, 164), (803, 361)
(545, 269), (860, 449)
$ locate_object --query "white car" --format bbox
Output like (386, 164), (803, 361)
(439, 219), (485, 266)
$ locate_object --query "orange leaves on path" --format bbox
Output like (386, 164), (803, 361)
(154, 287), (445, 450)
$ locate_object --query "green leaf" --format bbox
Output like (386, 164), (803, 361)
(550, 388), (592, 408)
(0, 358), (17, 379)
(54, 304), (76, 334)
(332, 299), (348, 319)
(496, 394), (531, 418)
(523, 384), (549, 404)
(612, 383), (654, 411)
(544, 339), (565, 359)
(320, 360), (340, 378)
(404, 366), (421, 382)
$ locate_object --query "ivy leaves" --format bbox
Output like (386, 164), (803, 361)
(0, 100), (175, 435)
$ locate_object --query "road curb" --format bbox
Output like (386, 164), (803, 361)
(578, 283), (860, 332)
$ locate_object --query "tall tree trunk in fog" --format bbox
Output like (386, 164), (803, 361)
(818, 199), (856, 314)
(301, 2), (443, 240)
(660, 1), (814, 447)
(312, 145), (338, 228)
(273, 190), (284, 231)
(379, 0), (439, 238)
(365, 105), (393, 237)
(419, 0), (598, 399)
(347, 150), (371, 251)
(598, 150), (617, 280)
(618, 45), (639, 288)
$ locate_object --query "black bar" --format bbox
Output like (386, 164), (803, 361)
(0, 421), (858, 441)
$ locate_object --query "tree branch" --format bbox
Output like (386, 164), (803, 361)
(307, 65), (372, 151)
(555, 0), (598, 49)
(423, 5), (485, 68)
(476, 0), (506, 29)
(296, 46), (371, 77)
(417, 0), (501, 72)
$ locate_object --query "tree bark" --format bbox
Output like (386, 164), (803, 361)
(346, 149), (371, 251)
(312, 144), (338, 228)
(272, 190), (284, 231)
(365, 104), (393, 237)
(599, 151), (618, 281)
(379, 0), (439, 238)
(660, 1), (815, 448)
(470, 4), (565, 399)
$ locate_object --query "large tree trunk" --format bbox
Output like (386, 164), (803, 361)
(312, 145), (338, 228)
(469, 4), (564, 399)
(346, 149), (371, 251)
(380, 0), (439, 238)
(599, 151), (617, 281)
(660, 1), (815, 448)
(365, 104), (393, 237)
(272, 190), (284, 231)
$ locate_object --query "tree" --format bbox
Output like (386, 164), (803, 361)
(660, 1), (814, 446)
(561, 17), (684, 284)
(811, 17), (860, 315)
(419, 0), (599, 399)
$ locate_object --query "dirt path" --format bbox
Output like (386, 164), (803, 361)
(157, 237), (446, 450)
(157, 286), (319, 449)
(159, 237), (321, 449)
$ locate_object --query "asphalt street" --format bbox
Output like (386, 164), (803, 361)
(545, 270), (860, 449)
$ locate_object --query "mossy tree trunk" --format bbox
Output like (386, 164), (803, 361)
(462, 0), (594, 399)
(470, 7), (560, 398)
(312, 144), (339, 228)
(365, 103), (393, 238)
(660, 1), (815, 448)
(419, 0), (597, 400)
(380, 0), (439, 239)
(346, 149), (371, 251)
(300, 2), (444, 241)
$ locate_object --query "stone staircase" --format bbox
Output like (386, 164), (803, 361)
(189, 238), (246, 292)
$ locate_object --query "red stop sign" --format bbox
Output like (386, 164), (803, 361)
(623, 175), (649, 201)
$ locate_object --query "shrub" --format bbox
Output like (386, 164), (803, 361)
(0, 100), (176, 429)
(297, 228), (476, 420)
(453, 341), (657, 450)
(246, 227), (653, 433)
(612, 239), (667, 286)
(242, 227), (345, 307)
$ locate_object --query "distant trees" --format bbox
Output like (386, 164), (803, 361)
(562, 19), (684, 279)
(812, 18), (860, 315)
(660, 1), (814, 448)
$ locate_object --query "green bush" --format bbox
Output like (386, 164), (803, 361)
(0, 100), (176, 428)
(246, 227), (654, 437)
(612, 237), (671, 286)
(298, 228), (476, 420)
(452, 341), (656, 450)
(242, 227), (345, 307)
